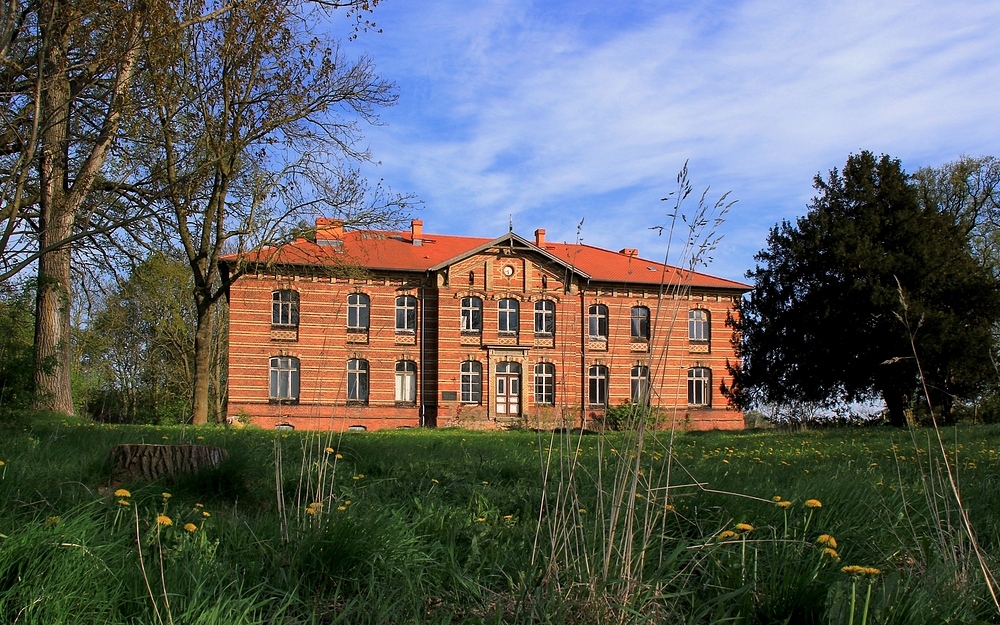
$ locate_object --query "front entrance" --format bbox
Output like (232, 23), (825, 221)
(495, 362), (521, 416)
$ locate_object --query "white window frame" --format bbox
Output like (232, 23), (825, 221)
(395, 295), (417, 333)
(689, 309), (710, 343)
(534, 362), (555, 405)
(269, 356), (300, 402)
(346, 358), (369, 404)
(630, 306), (650, 341)
(460, 361), (482, 404)
(588, 364), (608, 406)
(534, 300), (555, 336)
(687, 367), (711, 406)
(347, 293), (370, 331)
(498, 298), (519, 334)
(394, 360), (416, 404)
(630, 365), (650, 405)
(588, 304), (608, 341)
(272, 290), (299, 327)
(461, 297), (483, 333)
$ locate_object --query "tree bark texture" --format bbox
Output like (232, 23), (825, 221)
(33, 0), (75, 415)
(190, 297), (214, 424)
(109, 444), (228, 484)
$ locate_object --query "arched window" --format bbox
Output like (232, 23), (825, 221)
(272, 290), (299, 327)
(395, 360), (417, 404)
(395, 295), (417, 333)
(498, 298), (519, 334)
(588, 364), (608, 406)
(630, 365), (650, 405)
(347, 293), (370, 331)
(269, 356), (300, 403)
(588, 304), (608, 340)
(461, 297), (483, 333)
(630, 306), (650, 341)
(689, 309), (710, 342)
(346, 359), (369, 404)
(534, 300), (555, 336)
(534, 362), (555, 405)
(460, 361), (482, 404)
(687, 367), (711, 406)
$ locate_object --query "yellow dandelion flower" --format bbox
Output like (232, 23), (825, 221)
(156, 515), (172, 527)
(862, 567), (881, 576)
(344, 500), (351, 506)
(635, 493), (643, 499)
(822, 548), (840, 561)
(45, 516), (60, 526)
(777, 500), (792, 509)
(325, 447), (335, 454)
(202, 511), (211, 518)
(114, 488), (131, 498)
(118, 499), (130, 507)
(735, 523), (754, 532)
(0, 461), (5, 467)
(431, 478), (439, 484)
(482, 481), (489, 485)
(503, 514), (513, 520)
(308, 502), (323, 510)
(194, 503), (204, 509)
(717, 530), (738, 541)
(804, 499), (823, 508)
(337, 505), (347, 511)
(817, 534), (838, 549)
(578, 508), (586, 514)
(306, 507), (317, 515)
(842, 565), (865, 575)
(335, 453), (343, 460)
(184, 523), (197, 533)
(196, 436), (204, 441)
(476, 517), (485, 523)
(664, 504), (675, 512)
(772, 496), (782, 502)
(161, 492), (171, 499)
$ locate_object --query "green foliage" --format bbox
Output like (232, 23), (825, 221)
(75, 254), (200, 424)
(731, 152), (1000, 426)
(0, 283), (39, 416)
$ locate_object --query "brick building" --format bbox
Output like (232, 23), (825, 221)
(222, 218), (750, 431)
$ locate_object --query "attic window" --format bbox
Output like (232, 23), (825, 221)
(647, 267), (657, 272)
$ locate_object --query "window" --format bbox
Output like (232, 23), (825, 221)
(688, 367), (711, 406)
(347, 293), (370, 331)
(534, 362), (555, 404)
(272, 290), (299, 326)
(588, 304), (608, 340)
(534, 300), (555, 336)
(689, 309), (710, 342)
(395, 295), (417, 333)
(630, 306), (650, 341)
(460, 361), (482, 404)
(498, 298), (519, 334)
(346, 359), (369, 404)
(461, 297), (482, 333)
(631, 365), (650, 405)
(269, 356), (300, 402)
(588, 364), (608, 407)
(395, 360), (416, 404)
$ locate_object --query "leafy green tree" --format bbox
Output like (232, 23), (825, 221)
(0, 282), (40, 415)
(76, 253), (205, 423)
(728, 152), (1000, 426)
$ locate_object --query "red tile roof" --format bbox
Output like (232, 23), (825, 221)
(228, 227), (750, 291)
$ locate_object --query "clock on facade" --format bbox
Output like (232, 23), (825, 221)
(502, 265), (514, 277)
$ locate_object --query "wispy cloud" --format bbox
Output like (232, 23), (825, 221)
(343, 0), (1000, 280)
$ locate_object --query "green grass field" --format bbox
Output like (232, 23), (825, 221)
(1, 414), (998, 623)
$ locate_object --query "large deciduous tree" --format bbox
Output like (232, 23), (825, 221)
(728, 151), (1000, 426)
(135, 0), (409, 424)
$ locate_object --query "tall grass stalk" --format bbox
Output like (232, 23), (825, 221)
(896, 279), (1000, 613)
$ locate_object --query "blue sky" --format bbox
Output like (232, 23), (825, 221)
(339, 0), (1000, 282)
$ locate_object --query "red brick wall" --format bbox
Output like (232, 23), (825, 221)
(226, 251), (744, 432)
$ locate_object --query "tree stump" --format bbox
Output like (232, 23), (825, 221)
(109, 444), (228, 485)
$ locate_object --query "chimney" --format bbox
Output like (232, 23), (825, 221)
(535, 228), (546, 247)
(619, 248), (638, 257)
(315, 218), (344, 240)
(411, 219), (423, 246)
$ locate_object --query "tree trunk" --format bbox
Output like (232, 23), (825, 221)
(33, 0), (75, 415)
(882, 388), (908, 427)
(190, 298), (214, 424)
(109, 443), (228, 484)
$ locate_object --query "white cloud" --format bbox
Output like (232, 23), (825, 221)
(343, 0), (1000, 281)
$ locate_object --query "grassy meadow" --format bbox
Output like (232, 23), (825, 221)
(1, 413), (999, 624)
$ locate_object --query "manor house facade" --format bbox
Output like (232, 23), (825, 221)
(223, 218), (749, 431)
